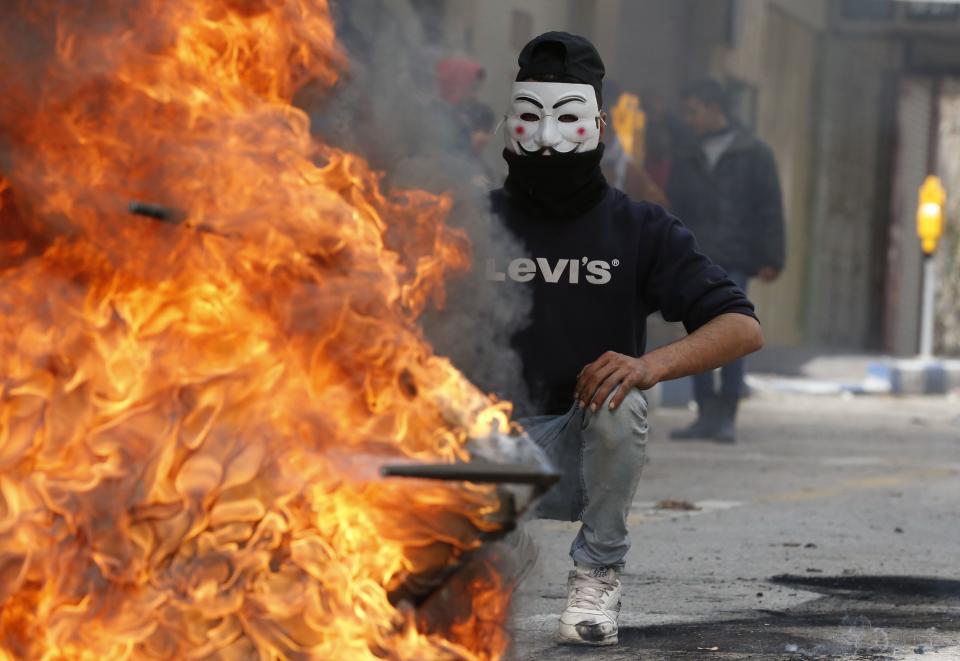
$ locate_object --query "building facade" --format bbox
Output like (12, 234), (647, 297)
(410, 0), (960, 355)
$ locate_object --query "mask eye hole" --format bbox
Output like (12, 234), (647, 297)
(558, 114), (579, 123)
(520, 113), (540, 122)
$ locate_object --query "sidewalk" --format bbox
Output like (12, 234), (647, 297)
(748, 345), (960, 396)
(747, 346), (892, 397)
(649, 345), (960, 408)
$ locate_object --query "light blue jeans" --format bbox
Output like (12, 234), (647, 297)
(519, 389), (648, 569)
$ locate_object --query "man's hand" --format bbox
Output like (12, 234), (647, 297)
(573, 315), (763, 415)
(574, 351), (660, 412)
(757, 266), (780, 282)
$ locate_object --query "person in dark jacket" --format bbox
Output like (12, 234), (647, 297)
(435, 57), (494, 157)
(489, 34), (764, 646)
(667, 79), (785, 444)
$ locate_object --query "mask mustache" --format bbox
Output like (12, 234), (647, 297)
(517, 143), (580, 156)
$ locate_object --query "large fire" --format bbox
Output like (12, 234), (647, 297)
(0, 0), (517, 658)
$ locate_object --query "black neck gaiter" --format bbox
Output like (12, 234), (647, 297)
(503, 144), (608, 219)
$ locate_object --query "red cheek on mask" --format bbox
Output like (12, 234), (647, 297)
(577, 127), (586, 136)
(516, 126), (525, 135)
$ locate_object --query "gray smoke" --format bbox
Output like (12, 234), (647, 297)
(313, 0), (533, 412)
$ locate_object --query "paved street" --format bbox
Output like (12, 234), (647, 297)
(508, 391), (960, 660)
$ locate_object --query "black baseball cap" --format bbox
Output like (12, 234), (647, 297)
(516, 32), (606, 107)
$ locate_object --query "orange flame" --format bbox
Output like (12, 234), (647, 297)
(0, 0), (513, 658)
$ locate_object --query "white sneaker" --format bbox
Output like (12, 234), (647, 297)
(557, 565), (621, 646)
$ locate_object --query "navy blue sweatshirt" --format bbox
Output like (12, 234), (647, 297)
(489, 185), (757, 414)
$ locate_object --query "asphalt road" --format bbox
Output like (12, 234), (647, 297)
(507, 392), (960, 660)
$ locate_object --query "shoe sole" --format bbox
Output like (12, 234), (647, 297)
(557, 633), (618, 646)
(557, 623), (618, 646)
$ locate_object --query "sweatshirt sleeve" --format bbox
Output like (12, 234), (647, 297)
(641, 208), (757, 333)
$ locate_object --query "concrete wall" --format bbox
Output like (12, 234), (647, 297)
(750, 7), (818, 346)
(884, 78), (933, 356)
(805, 35), (901, 348)
(721, 0), (770, 85)
(606, 0), (695, 101)
(935, 81), (960, 355)
(768, 0), (828, 30)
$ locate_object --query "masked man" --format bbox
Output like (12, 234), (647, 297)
(487, 32), (764, 646)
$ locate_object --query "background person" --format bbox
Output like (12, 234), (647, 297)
(436, 57), (497, 185)
(667, 78), (785, 444)
(436, 57), (492, 155)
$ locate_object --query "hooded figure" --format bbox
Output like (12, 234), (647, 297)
(487, 32), (764, 646)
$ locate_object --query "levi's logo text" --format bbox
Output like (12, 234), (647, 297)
(486, 257), (619, 285)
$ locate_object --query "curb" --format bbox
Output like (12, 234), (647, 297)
(647, 358), (960, 408)
(867, 358), (960, 395)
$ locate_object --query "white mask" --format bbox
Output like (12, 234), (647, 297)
(504, 81), (602, 156)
